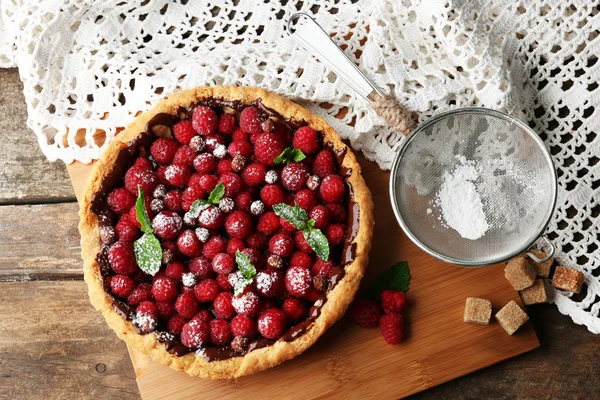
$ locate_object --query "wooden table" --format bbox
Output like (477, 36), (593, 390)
(0, 68), (598, 399)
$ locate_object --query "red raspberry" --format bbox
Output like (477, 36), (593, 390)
(152, 211), (183, 240)
(209, 319), (232, 345)
(304, 286), (322, 302)
(108, 241), (138, 274)
(188, 173), (204, 189)
(156, 301), (175, 320)
(218, 113), (236, 134)
(234, 191), (253, 212)
(352, 298), (381, 328)
(196, 174), (218, 193)
(172, 145), (196, 167)
(246, 232), (268, 250)
(217, 273), (233, 291)
(165, 262), (186, 281)
(212, 253), (235, 274)
(241, 248), (265, 269)
(232, 289), (261, 316)
(280, 162), (309, 191)
(325, 203), (347, 223)
(173, 120), (197, 144)
(257, 308), (287, 339)
(219, 173), (245, 198)
(269, 232), (294, 257)
(204, 133), (226, 152)
(181, 319), (209, 349)
(279, 217), (298, 232)
(241, 163), (267, 186)
(285, 265), (313, 297)
(294, 189), (317, 211)
(255, 269), (285, 298)
(193, 153), (217, 174)
(225, 211), (254, 239)
(320, 175), (345, 203)
(232, 128), (250, 142)
(107, 188), (136, 214)
(181, 185), (204, 211)
(290, 252), (312, 269)
(167, 315), (187, 335)
(127, 283), (152, 306)
(326, 223), (346, 245)
(380, 290), (407, 314)
(164, 164), (190, 187)
(239, 106), (264, 134)
(309, 205), (331, 229)
(312, 259), (335, 276)
(230, 315), (257, 339)
(228, 140), (253, 159)
(128, 205), (142, 228)
(110, 274), (135, 298)
(257, 299), (277, 316)
(192, 309), (214, 324)
(380, 313), (404, 344)
(294, 231), (312, 253)
(136, 300), (158, 316)
(175, 292), (200, 319)
(217, 158), (233, 175)
(226, 238), (246, 256)
(192, 106), (218, 135)
(124, 165), (158, 195)
(193, 279), (220, 302)
(293, 126), (320, 155)
(163, 190), (183, 212)
(254, 132), (286, 166)
(282, 297), (306, 321)
(202, 236), (226, 259)
(151, 276), (178, 302)
(150, 137), (179, 164)
(198, 206), (225, 230)
(257, 212), (280, 235)
(260, 184), (285, 208)
(115, 214), (140, 242)
(156, 166), (169, 186)
(177, 229), (203, 257)
(313, 149), (337, 178)
(134, 157), (153, 169)
(250, 132), (262, 144)
(189, 256), (213, 279)
(213, 292), (236, 320)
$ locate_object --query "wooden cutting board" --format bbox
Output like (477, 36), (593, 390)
(67, 153), (539, 399)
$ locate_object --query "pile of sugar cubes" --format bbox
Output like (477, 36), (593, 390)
(464, 250), (585, 335)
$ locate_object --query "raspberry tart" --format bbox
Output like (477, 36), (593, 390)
(79, 86), (374, 378)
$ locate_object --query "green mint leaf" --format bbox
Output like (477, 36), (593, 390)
(134, 232), (162, 276)
(274, 147), (294, 164)
(364, 261), (411, 299)
(136, 187), (153, 234)
(235, 250), (256, 280)
(307, 219), (315, 229)
(272, 203), (308, 230)
(207, 183), (225, 204)
(188, 199), (210, 219)
(303, 227), (330, 261)
(291, 148), (306, 162)
(233, 276), (254, 296)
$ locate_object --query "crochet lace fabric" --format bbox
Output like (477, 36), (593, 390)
(1, 0), (599, 333)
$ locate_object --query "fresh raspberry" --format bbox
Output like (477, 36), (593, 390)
(213, 292), (236, 320)
(326, 223), (346, 245)
(282, 297), (306, 321)
(279, 217), (298, 232)
(352, 298), (381, 328)
(217, 158), (233, 175)
(134, 157), (153, 170)
(192, 106), (219, 135)
(218, 113), (236, 134)
(156, 301), (176, 320)
(152, 211), (183, 240)
(212, 253), (235, 274)
(181, 319), (209, 349)
(187, 173), (204, 189)
(110, 274), (135, 298)
(127, 283), (152, 306)
(284, 192), (295, 206)
(193, 279), (220, 302)
(151, 276), (178, 302)
(255, 269), (285, 298)
(164, 165), (189, 188)
(115, 214), (140, 242)
(167, 315), (188, 335)
(325, 203), (347, 223)
(304, 286), (322, 302)
(312, 259), (335, 276)
(313, 149), (337, 178)
(241, 248), (265, 269)
(260, 184), (285, 208)
(294, 189), (317, 211)
(225, 211), (254, 239)
(285, 265), (313, 297)
(254, 132), (286, 166)
(294, 231), (312, 253)
(181, 185), (204, 211)
(156, 166), (169, 186)
(232, 128), (250, 142)
(124, 164), (158, 195)
(107, 188), (136, 214)
(163, 190), (183, 212)
(108, 241), (138, 275)
(380, 290), (407, 314)
(230, 315), (257, 339)
(293, 126), (320, 155)
(380, 313), (404, 344)
(234, 191), (253, 212)
(280, 162), (309, 191)
(269, 232), (294, 258)
(250, 131), (262, 144)
(257, 212), (280, 235)
(246, 232), (268, 250)
(225, 238), (245, 256)
(127, 204), (141, 229)
(217, 273), (233, 291)
(257, 299), (277, 316)
(239, 106), (264, 134)
(204, 133), (226, 152)
(232, 289), (261, 316)
(175, 292), (200, 319)
(309, 205), (331, 229)
(136, 300), (158, 316)
(290, 252), (312, 269)
(189, 256), (213, 279)
(202, 235), (226, 259)
(177, 229), (203, 257)
(195, 174), (217, 193)
(165, 262), (186, 282)
(228, 140), (253, 159)
(193, 153), (217, 174)
(320, 175), (345, 203)
(197, 206), (223, 230)
(172, 145), (196, 167)
(192, 309), (214, 324)
(219, 173), (245, 198)
(241, 163), (267, 186)
(257, 308), (287, 339)
(208, 319), (232, 345)
(173, 120), (197, 144)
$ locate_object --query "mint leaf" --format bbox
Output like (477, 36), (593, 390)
(274, 147), (306, 164)
(188, 199), (210, 219)
(291, 148), (306, 162)
(134, 232), (162, 276)
(303, 227), (330, 261)
(235, 250), (257, 279)
(233, 276), (254, 297)
(273, 203), (308, 230)
(207, 183), (225, 204)
(136, 187), (153, 234)
(364, 262), (411, 299)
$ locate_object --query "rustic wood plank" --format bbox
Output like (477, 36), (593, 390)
(0, 281), (140, 400)
(0, 68), (75, 204)
(0, 203), (82, 280)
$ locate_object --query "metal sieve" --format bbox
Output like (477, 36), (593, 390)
(288, 13), (557, 266)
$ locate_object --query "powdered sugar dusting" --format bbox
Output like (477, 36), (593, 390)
(182, 272), (197, 287)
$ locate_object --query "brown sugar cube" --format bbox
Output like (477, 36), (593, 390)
(552, 266), (584, 293)
(495, 300), (529, 335)
(505, 256), (536, 291)
(528, 249), (553, 277)
(519, 279), (548, 305)
(463, 297), (492, 325)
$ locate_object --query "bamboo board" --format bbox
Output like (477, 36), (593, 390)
(67, 153), (539, 399)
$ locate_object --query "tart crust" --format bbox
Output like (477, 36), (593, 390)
(79, 86), (374, 379)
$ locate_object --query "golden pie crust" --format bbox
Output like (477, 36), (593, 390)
(79, 86), (374, 379)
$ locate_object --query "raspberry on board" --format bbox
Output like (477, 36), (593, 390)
(380, 313), (404, 344)
(380, 290), (408, 314)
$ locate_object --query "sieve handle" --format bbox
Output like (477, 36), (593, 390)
(527, 235), (555, 263)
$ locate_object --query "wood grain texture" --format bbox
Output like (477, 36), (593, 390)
(0, 69), (75, 204)
(0, 281), (140, 400)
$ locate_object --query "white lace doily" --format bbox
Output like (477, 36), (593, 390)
(1, 0), (599, 333)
